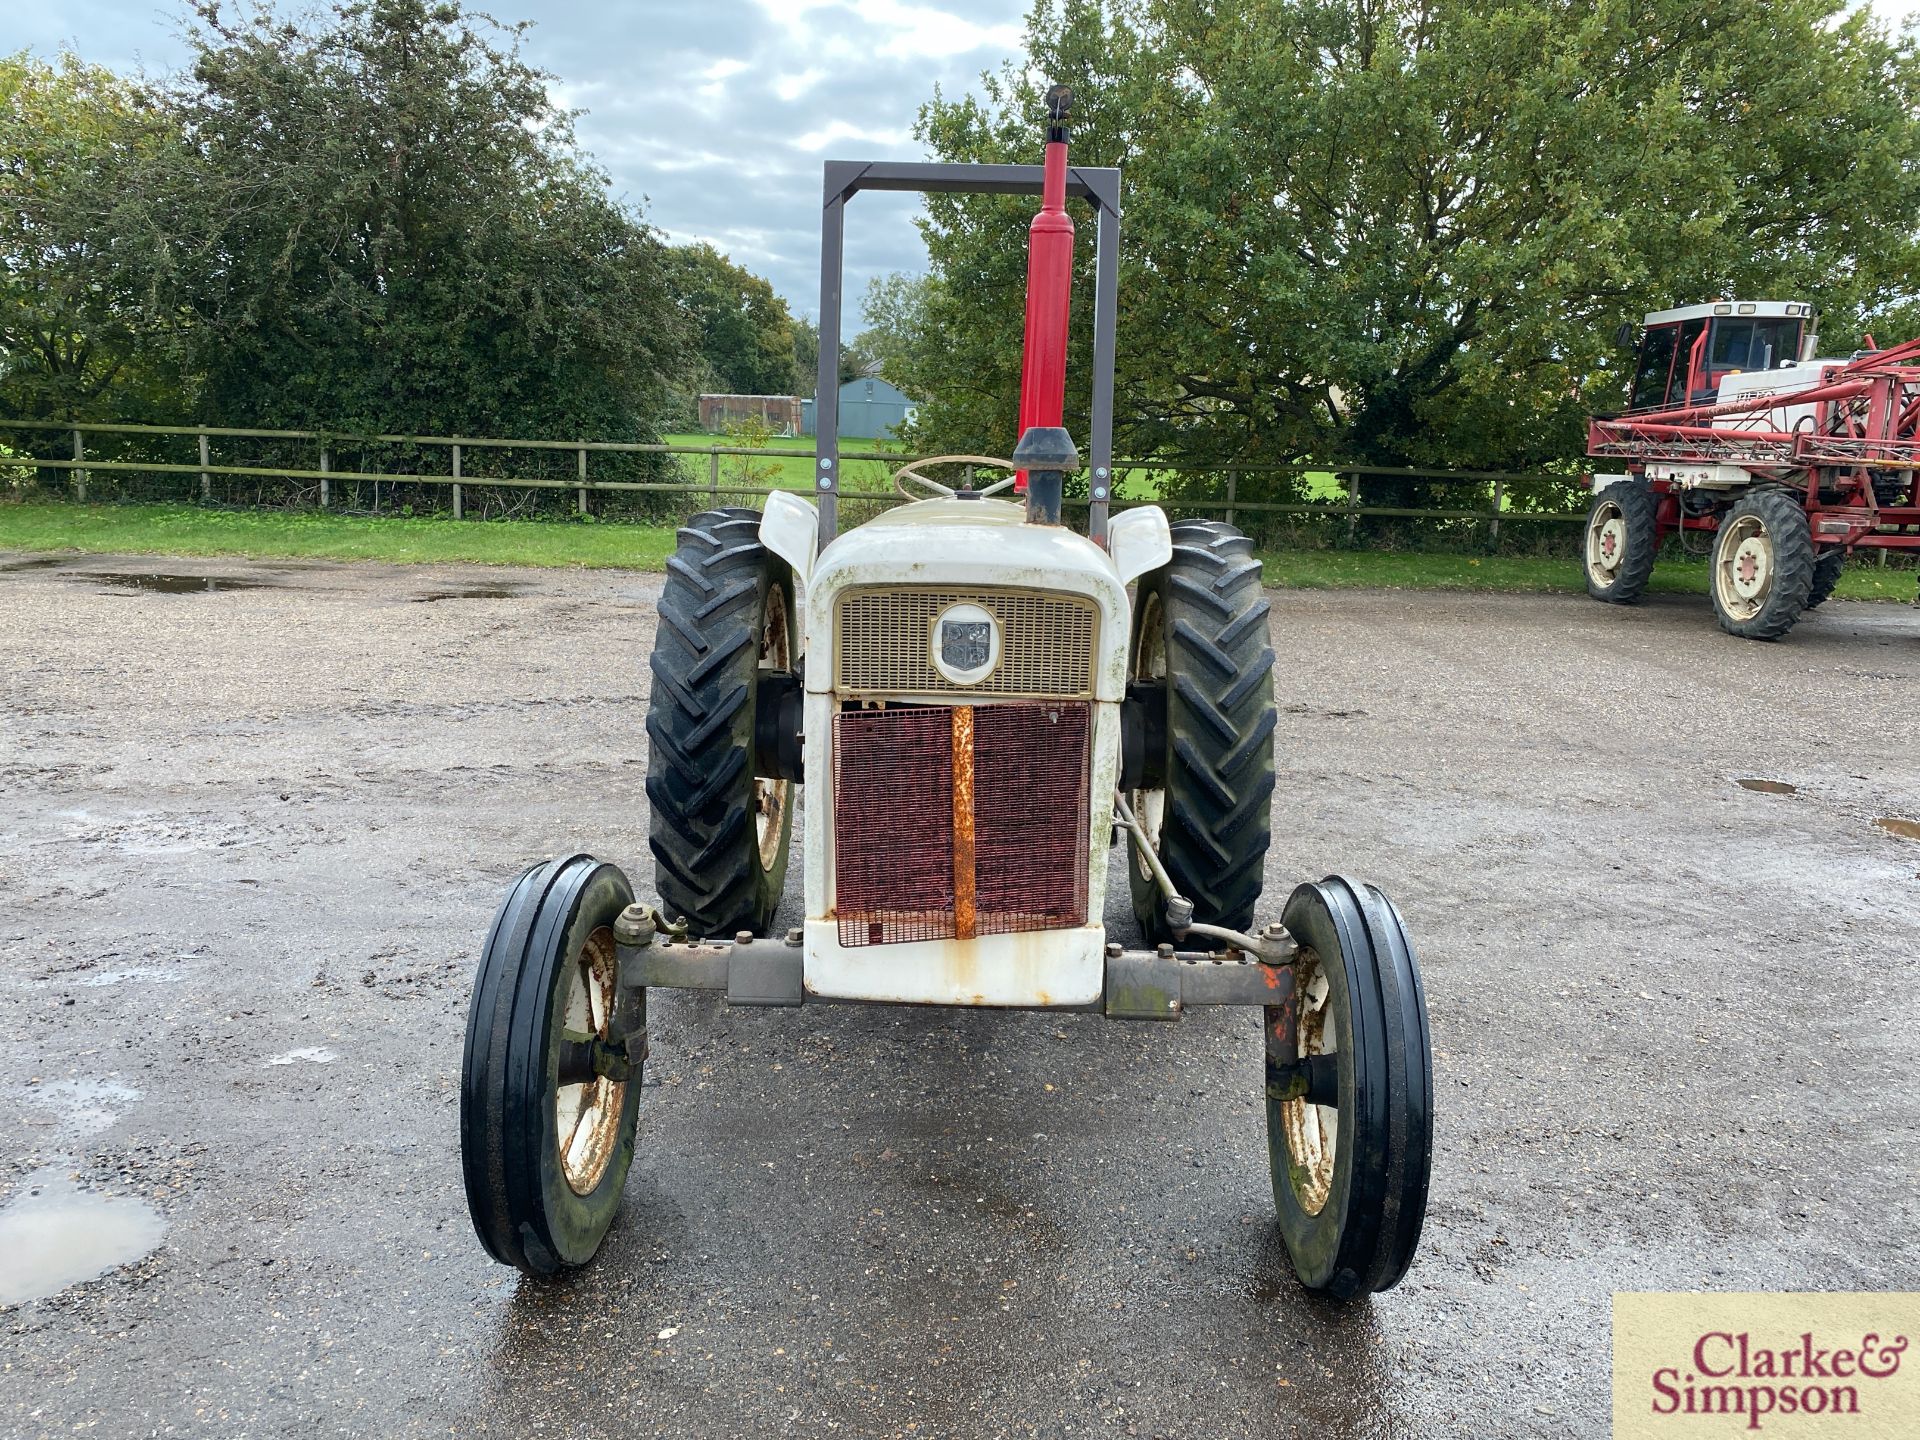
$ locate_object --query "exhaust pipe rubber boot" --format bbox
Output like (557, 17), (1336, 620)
(1012, 426), (1078, 526)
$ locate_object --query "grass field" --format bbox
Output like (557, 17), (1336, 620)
(1260, 549), (1911, 600)
(0, 502), (677, 570)
(662, 432), (906, 492)
(2, 500), (1913, 603)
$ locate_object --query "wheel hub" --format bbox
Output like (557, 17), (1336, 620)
(1732, 537), (1769, 598)
(1585, 501), (1629, 586)
(1713, 512), (1778, 623)
(555, 925), (627, 1195)
(754, 585), (792, 874)
(1280, 948), (1338, 1217)
(1596, 518), (1623, 569)
(1128, 590), (1169, 881)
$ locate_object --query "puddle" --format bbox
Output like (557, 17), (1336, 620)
(411, 585), (524, 602)
(1736, 779), (1797, 795)
(1875, 817), (1920, 841)
(75, 572), (271, 595)
(74, 967), (184, 989)
(266, 1046), (337, 1066)
(0, 555), (68, 572)
(23, 1078), (141, 1140)
(0, 1171), (165, 1306)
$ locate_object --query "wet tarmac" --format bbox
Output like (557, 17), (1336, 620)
(1, 552), (1916, 1437)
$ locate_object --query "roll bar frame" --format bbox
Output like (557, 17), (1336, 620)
(813, 160), (1123, 545)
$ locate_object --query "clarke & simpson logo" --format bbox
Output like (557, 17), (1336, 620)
(1614, 1295), (1919, 1439)
(1651, 1329), (1908, 1427)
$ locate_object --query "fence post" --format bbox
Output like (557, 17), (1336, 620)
(708, 448), (720, 505)
(1226, 468), (1238, 529)
(319, 445), (330, 509)
(198, 431), (211, 503)
(1345, 470), (1362, 546)
(577, 446), (588, 515)
(1488, 479), (1503, 546)
(451, 443), (463, 520)
(72, 429), (86, 502)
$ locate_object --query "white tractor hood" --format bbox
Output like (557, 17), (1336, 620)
(801, 496), (1138, 702)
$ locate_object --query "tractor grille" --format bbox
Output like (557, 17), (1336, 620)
(832, 702), (1091, 948)
(834, 587), (1097, 698)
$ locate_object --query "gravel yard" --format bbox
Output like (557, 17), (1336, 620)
(1, 552), (1915, 1438)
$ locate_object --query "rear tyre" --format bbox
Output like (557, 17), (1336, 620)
(646, 509), (796, 936)
(1710, 489), (1816, 641)
(1126, 518), (1276, 946)
(1267, 877), (1432, 1297)
(1583, 481), (1659, 603)
(1804, 549), (1845, 611)
(461, 855), (643, 1276)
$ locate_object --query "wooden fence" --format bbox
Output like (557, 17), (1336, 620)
(0, 418), (1590, 536)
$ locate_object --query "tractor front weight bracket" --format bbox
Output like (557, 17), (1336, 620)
(612, 923), (1300, 1021)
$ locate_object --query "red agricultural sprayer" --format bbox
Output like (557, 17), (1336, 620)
(1583, 300), (1920, 639)
(456, 85), (1435, 1300)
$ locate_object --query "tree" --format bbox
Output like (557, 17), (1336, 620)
(791, 314), (819, 390)
(0, 51), (190, 423)
(911, 0), (1920, 481)
(853, 272), (933, 385)
(790, 312), (883, 394)
(665, 241), (801, 395)
(152, 0), (689, 439)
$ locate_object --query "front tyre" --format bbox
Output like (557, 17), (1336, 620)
(461, 855), (643, 1276)
(1267, 877), (1433, 1297)
(1710, 489), (1815, 640)
(1125, 520), (1276, 945)
(646, 509), (796, 936)
(1583, 480), (1659, 603)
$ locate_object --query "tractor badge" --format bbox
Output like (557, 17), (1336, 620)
(932, 604), (999, 684)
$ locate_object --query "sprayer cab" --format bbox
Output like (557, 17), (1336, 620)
(459, 85), (1437, 1303)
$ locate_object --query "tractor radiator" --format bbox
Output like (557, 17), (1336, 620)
(832, 702), (1091, 948)
(834, 587), (1098, 698)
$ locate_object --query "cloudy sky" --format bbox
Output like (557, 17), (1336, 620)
(6, 0), (1916, 326)
(1, 0), (1030, 323)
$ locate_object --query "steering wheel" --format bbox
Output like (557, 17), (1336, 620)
(892, 455), (1020, 501)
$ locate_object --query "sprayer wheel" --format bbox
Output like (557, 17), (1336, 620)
(1804, 549), (1845, 611)
(1583, 480), (1659, 603)
(1710, 488), (1815, 641)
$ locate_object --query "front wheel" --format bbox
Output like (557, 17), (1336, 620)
(1710, 489), (1815, 640)
(1583, 480), (1659, 603)
(1266, 877), (1432, 1297)
(461, 854), (644, 1276)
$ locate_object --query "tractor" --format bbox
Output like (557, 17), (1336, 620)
(458, 88), (1434, 1299)
(1584, 300), (1920, 639)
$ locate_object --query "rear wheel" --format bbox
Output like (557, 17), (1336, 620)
(647, 509), (796, 936)
(1710, 489), (1815, 640)
(1126, 519), (1276, 945)
(1804, 549), (1845, 610)
(1267, 877), (1432, 1297)
(1583, 480), (1659, 603)
(461, 855), (643, 1276)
